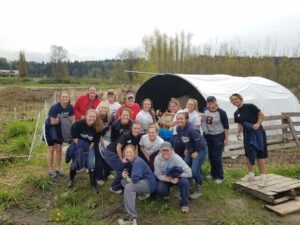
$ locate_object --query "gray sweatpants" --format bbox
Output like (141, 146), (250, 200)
(124, 179), (150, 219)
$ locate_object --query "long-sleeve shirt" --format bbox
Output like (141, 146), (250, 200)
(74, 95), (100, 120)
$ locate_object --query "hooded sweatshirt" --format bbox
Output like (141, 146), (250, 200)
(174, 122), (207, 154)
(154, 151), (192, 181)
(74, 94), (100, 120)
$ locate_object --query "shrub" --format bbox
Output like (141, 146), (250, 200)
(7, 121), (30, 138)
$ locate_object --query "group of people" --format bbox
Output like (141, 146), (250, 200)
(43, 86), (268, 225)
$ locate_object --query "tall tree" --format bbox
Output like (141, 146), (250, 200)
(18, 51), (28, 77)
(49, 45), (68, 81)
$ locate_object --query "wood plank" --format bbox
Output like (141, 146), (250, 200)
(264, 124), (290, 131)
(287, 116), (300, 146)
(285, 112), (300, 117)
(265, 200), (300, 216)
(264, 115), (287, 121)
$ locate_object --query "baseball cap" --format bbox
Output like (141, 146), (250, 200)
(160, 142), (173, 151)
(126, 92), (135, 99)
(206, 96), (216, 102)
(107, 89), (115, 95)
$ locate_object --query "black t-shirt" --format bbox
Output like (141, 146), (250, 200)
(71, 119), (98, 144)
(118, 131), (142, 151)
(110, 120), (132, 143)
(234, 103), (260, 125)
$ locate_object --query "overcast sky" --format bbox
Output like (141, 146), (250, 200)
(1, 0), (300, 61)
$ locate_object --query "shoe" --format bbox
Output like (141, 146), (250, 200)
(258, 176), (266, 187)
(190, 184), (202, 199)
(56, 170), (65, 178)
(241, 175), (255, 182)
(108, 174), (114, 180)
(117, 215), (137, 225)
(97, 180), (105, 186)
(206, 174), (213, 180)
(67, 179), (74, 188)
(215, 179), (224, 184)
(48, 170), (58, 179)
(181, 206), (189, 213)
(138, 193), (150, 200)
(109, 187), (122, 194)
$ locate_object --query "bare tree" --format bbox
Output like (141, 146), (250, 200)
(49, 45), (68, 81)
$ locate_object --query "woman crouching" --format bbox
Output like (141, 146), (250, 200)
(67, 109), (103, 194)
(118, 144), (156, 225)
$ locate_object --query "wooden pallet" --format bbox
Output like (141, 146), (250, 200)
(233, 174), (300, 205)
(265, 197), (300, 216)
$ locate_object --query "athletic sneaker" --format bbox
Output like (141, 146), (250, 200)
(109, 187), (122, 194)
(117, 215), (137, 225)
(97, 180), (105, 186)
(138, 193), (150, 200)
(48, 170), (58, 179)
(258, 176), (266, 187)
(190, 184), (202, 199)
(215, 179), (224, 184)
(56, 170), (65, 178)
(181, 206), (189, 213)
(206, 174), (213, 180)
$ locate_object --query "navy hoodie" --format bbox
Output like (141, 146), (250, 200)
(174, 122), (207, 154)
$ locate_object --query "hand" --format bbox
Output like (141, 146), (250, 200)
(184, 149), (188, 156)
(252, 123), (260, 130)
(170, 177), (179, 184)
(224, 139), (229, 146)
(122, 158), (128, 163)
(191, 151), (199, 159)
(236, 132), (242, 140)
(73, 138), (78, 144)
(122, 170), (128, 179)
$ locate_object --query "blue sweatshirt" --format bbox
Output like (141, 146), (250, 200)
(129, 156), (157, 193)
(174, 122), (207, 154)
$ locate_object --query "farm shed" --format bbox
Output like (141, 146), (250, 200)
(135, 74), (300, 117)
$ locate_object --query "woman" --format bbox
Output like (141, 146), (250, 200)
(67, 109), (103, 194)
(139, 123), (164, 170)
(230, 93), (268, 187)
(158, 98), (181, 141)
(184, 99), (201, 132)
(105, 89), (121, 117)
(202, 96), (229, 184)
(103, 108), (133, 194)
(117, 145), (156, 225)
(115, 91), (140, 120)
(95, 101), (114, 185)
(136, 98), (156, 134)
(173, 112), (208, 199)
(74, 86), (101, 120)
(154, 142), (192, 213)
(43, 91), (74, 179)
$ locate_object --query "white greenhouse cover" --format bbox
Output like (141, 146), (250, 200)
(175, 74), (300, 118)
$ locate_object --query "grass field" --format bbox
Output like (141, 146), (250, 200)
(1, 120), (300, 225)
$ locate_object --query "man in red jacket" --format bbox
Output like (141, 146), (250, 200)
(74, 86), (101, 120)
(115, 91), (140, 120)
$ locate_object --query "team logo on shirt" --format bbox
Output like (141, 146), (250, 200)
(206, 116), (213, 125)
(181, 136), (190, 143)
(127, 140), (132, 144)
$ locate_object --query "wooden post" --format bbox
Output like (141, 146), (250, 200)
(286, 115), (300, 146)
(13, 106), (16, 120)
(281, 113), (288, 144)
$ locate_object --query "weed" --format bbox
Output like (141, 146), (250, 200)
(11, 136), (30, 153)
(0, 189), (23, 209)
(6, 121), (30, 138)
(26, 173), (53, 192)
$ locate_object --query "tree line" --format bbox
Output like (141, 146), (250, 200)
(0, 30), (299, 87)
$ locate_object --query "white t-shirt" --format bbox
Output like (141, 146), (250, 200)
(136, 110), (154, 133)
(106, 101), (121, 116)
(139, 134), (164, 156)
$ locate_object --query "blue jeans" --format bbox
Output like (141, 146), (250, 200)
(205, 133), (225, 180)
(184, 147), (208, 185)
(103, 150), (124, 191)
(86, 148), (95, 170)
(156, 177), (190, 207)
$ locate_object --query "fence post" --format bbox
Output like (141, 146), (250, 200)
(13, 106), (17, 120)
(28, 112), (41, 161)
(286, 114), (300, 146)
(281, 113), (288, 143)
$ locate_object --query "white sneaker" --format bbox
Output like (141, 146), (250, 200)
(215, 179), (224, 184)
(241, 175), (255, 182)
(181, 206), (189, 213)
(109, 187), (122, 194)
(117, 216), (137, 225)
(258, 176), (266, 187)
(138, 193), (150, 200)
(206, 174), (213, 180)
(108, 174), (114, 180)
(97, 180), (105, 186)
